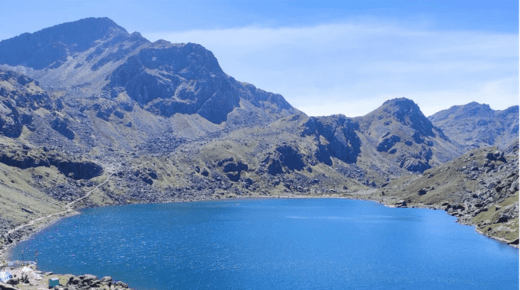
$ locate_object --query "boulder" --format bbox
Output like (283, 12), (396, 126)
(452, 204), (465, 211)
(0, 283), (18, 290)
(79, 274), (97, 284)
(100, 276), (113, 284)
(50, 118), (75, 140)
(486, 151), (506, 162)
(142, 176), (153, 185)
(90, 279), (102, 287)
(116, 281), (129, 288)
(6, 278), (18, 285)
(113, 110), (125, 119)
(498, 215), (509, 223)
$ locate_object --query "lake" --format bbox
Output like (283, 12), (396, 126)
(10, 198), (519, 290)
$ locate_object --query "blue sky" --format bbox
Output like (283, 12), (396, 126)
(1, 1), (518, 117)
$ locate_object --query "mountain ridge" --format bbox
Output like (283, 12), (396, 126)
(0, 17), (129, 70)
(0, 18), (517, 254)
(429, 102), (519, 151)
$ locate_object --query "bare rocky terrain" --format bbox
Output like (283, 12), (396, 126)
(430, 102), (518, 151)
(0, 17), (518, 287)
(369, 141), (519, 246)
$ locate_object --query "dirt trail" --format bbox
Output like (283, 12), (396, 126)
(7, 166), (118, 236)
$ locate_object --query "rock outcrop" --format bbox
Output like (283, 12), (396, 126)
(0, 151), (103, 180)
(0, 70), (53, 138)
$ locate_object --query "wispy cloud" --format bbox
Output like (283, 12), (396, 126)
(145, 20), (518, 117)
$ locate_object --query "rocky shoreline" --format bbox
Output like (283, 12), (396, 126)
(377, 199), (520, 248)
(0, 192), (517, 290)
(0, 268), (133, 290)
(0, 16), (518, 290)
(2, 190), (517, 263)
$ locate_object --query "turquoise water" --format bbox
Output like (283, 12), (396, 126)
(10, 199), (519, 290)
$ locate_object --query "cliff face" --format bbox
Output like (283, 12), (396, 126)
(302, 114), (361, 165)
(0, 70), (54, 138)
(301, 98), (462, 182)
(0, 17), (297, 127)
(107, 42), (295, 124)
(0, 151), (102, 180)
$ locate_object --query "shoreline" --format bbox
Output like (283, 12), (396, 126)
(0, 209), (80, 261)
(2, 190), (517, 263)
(1, 170), (118, 262)
(1, 190), (517, 289)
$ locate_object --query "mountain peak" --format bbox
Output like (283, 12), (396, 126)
(0, 17), (128, 70)
(72, 17), (124, 29)
(382, 97), (416, 106)
(429, 102), (519, 150)
(459, 102), (493, 114)
(429, 102), (494, 123)
(377, 98), (427, 124)
(34, 17), (128, 41)
(381, 98), (421, 113)
(365, 97), (435, 139)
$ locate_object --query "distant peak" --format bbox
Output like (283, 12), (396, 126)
(428, 101), (496, 123)
(465, 101), (491, 109)
(445, 102), (493, 112)
(370, 97), (434, 136)
(0, 17), (131, 70)
(64, 17), (124, 29)
(446, 102), (494, 116)
(152, 39), (173, 48)
(382, 98), (418, 108)
(380, 98), (424, 115)
(40, 17), (128, 37)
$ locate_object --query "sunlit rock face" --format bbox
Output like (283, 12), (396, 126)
(430, 102), (519, 151)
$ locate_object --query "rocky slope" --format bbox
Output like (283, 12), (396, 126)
(0, 70), (55, 138)
(301, 98), (463, 186)
(0, 17), (297, 127)
(0, 17), (517, 260)
(370, 141), (519, 246)
(0, 266), (134, 290)
(429, 102), (519, 151)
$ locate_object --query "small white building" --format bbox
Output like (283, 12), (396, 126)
(0, 271), (12, 283)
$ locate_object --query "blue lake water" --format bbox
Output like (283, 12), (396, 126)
(10, 199), (519, 290)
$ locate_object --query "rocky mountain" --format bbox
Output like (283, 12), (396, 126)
(0, 17), (131, 70)
(0, 18), (517, 252)
(302, 98), (463, 180)
(0, 17), (296, 127)
(429, 102), (519, 151)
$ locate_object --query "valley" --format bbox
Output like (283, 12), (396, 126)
(0, 16), (518, 266)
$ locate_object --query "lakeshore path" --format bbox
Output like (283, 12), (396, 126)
(6, 164), (119, 236)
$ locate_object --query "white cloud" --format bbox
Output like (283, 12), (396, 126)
(144, 20), (518, 117)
